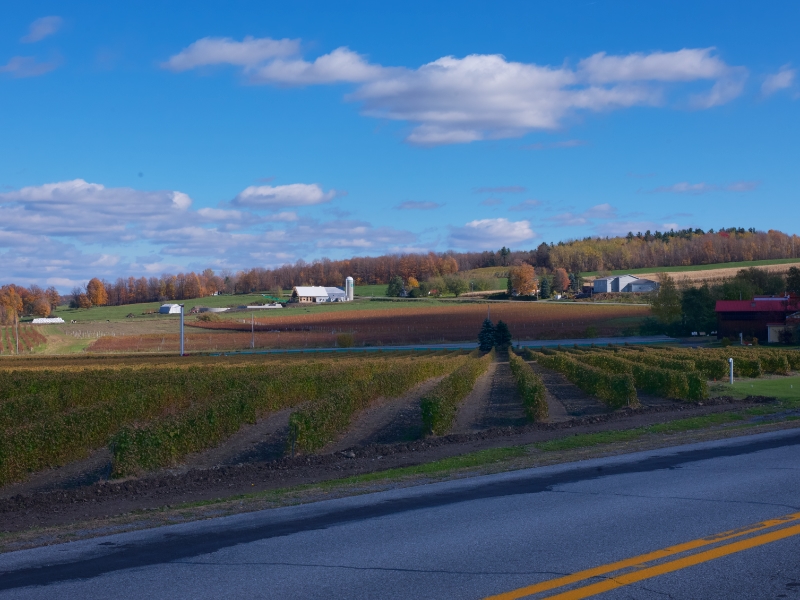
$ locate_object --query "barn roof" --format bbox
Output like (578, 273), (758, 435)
(715, 297), (800, 313)
(293, 286), (329, 297)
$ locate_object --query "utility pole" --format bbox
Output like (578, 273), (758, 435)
(251, 313), (255, 349)
(179, 304), (185, 357)
(15, 313), (19, 355)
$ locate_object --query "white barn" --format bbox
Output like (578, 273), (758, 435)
(159, 304), (182, 314)
(291, 286), (331, 303)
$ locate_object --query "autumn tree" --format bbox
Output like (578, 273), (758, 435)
(552, 268), (570, 292)
(509, 264), (537, 296)
(32, 297), (51, 317)
(443, 275), (468, 297)
(86, 278), (108, 307)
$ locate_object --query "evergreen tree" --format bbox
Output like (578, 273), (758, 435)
(494, 320), (512, 348)
(478, 318), (496, 351)
(540, 277), (551, 299)
(787, 267), (800, 295)
(386, 276), (405, 297)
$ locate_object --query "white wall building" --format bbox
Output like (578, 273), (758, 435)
(593, 275), (659, 293)
(159, 304), (182, 314)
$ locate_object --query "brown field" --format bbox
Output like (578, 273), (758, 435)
(87, 302), (650, 352)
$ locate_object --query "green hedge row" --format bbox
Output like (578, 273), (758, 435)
(420, 349), (495, 435)
(112, 355), (466, 474)
(508, 349), (548, 421)
(530, 349), (638, 409)
(288, 356), (467, 453)
(576, 352), (707, 401)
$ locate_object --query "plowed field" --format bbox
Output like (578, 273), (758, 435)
(88, 302), (649, 352)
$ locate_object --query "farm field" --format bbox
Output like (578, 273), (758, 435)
(1, 341), (798, 538)
(86, 302), (650, 352)
(0, 326), (46, 355)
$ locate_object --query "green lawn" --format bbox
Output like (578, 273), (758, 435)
(581, 257), (800, 277)
(711, 376), (800, 402)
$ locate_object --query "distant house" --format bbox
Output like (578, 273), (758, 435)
(159, 304), (182, 314)
(592, 275), (658, 293)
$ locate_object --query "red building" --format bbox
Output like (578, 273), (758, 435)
(715, 295), (800, 342)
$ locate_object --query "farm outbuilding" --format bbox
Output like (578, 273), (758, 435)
(31, 317), (65, 324)
(324, 287), (347, 302)
(159, 304), (182, 314)
(593, 275), (658, 293)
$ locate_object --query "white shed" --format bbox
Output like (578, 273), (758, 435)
(159, 304), (182, 314)
(31, 317), (65, 324)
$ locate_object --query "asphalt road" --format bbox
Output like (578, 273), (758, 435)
(2, 429), (800, 599)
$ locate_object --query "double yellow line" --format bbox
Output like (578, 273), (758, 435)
(486, 511), (800, 599)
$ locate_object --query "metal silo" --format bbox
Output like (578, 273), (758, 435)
(345, 276), (354, 301)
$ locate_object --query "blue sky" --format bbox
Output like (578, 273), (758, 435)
(1, 1), (798, 290)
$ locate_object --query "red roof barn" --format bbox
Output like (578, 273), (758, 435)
(715, 295), (800, 341)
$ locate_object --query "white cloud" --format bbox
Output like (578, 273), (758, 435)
(762, 65), (796, 96)
(21, 16), (62, 43)
(252, 47), (382, 85)
(233, 183), (336, 207)
(0, 56), (58, 78)
(448, 218), (534, 249)
(578, 48), (729, 83)
(165, 39), (746, 145)
(162, 36), (300, 71)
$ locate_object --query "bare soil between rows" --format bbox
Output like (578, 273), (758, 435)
(0, 394), (775, 535)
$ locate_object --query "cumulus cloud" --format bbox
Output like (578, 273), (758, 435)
(448, 218), (534, 249)
(649, 181), (760, 194)
(0, 177), (423, 287)
(21, 16), (62, 43)
(395, 201), (442, 210)
(252, 47), (383, 85)
(0, 56), (58, 78)
(162, 36), (300, 71)
(578, 48), (729, 83)
(165, 38), (746, 145)
(233, 183), (336, 207)
(762, 65), (796, 96)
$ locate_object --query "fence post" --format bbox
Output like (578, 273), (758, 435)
(728, 358), (734, 385)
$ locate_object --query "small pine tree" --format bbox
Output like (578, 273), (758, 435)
(386, 276), (405, 297)
(540, 277), (551, 298)
(494, 320), (512, 348)
(478, 318), (496, 351)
